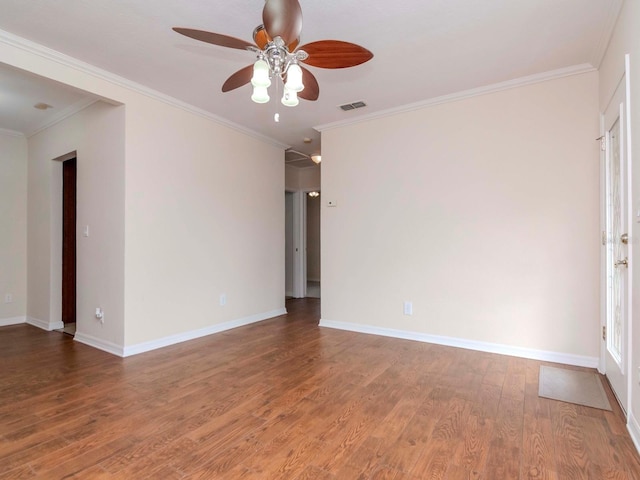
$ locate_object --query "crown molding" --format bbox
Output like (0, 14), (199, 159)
(26, 97), (99, 138)
(0, 29), (288, 150)
(590, 0), (624, 68)
(315, 63), (597, 132)
(0, 127), (24, 137)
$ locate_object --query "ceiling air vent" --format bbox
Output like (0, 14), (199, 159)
(339, 101), (367, 111)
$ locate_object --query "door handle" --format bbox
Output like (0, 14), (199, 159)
(615, 258), (628, 268)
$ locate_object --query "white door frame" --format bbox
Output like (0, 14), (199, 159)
(599, 54), (633, 415)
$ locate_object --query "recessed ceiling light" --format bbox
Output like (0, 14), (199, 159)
(34, 102), (53, 110)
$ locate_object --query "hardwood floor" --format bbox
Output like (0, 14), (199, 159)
(1, 298), (639, 479)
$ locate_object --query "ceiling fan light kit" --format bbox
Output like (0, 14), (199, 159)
(173, 0), (373, 110)
(281, 87), (299, 107)
(251, 85), (270, 104)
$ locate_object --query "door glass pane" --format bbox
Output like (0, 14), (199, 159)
(607, 118), (622, 364)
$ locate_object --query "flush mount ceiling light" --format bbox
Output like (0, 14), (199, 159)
(173, 0), (373, 108)
(311, 154), (321, 164)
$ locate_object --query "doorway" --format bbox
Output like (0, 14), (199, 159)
(306, 191), (321, 298)
(285, 191), (306, 298)
(62, 157), (77, 333)
(602, 67), (631, 413)
(285, 192), (294, 297)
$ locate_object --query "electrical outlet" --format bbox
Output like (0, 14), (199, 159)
(403, 301), (413, 316)
(4, 293), (13, 304)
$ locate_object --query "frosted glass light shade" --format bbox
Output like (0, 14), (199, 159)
(251, 85), (270, 104)
(285, 64), (304, 92)
(311, 155), (321, 164)
(251, 59), (271, 87)
(281, 88), (299, 107)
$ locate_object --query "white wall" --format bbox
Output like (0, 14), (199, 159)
(598, 0), (640, 443)
(0, 133), (27, 324)
(27, 101), (126, 344)
(123, 95), (284, 346)
(285, 164), (320, 191)
(1, 33), (285, 354)
(321, 71), (600, 362)
(285, 165), (298, 191)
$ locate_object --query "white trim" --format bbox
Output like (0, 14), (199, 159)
(315, 64), (596, 133)
(599, 109), (607, 375)
(0, 127), (24, 137)
(319, 319), (599, 368)
(628, 411), (640, 456)
(27, 98), (99, 138)
(0, 316), (26, 327)
(0, 29), (289, 150)
(74, 332), (124, 357)
(26, 316), (64, 331)
(624, 53), (634, 415)
(590, 0), (625, 68)
(121, 308), (287, 357)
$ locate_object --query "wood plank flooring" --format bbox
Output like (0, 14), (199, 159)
(1, 298), (639, 479)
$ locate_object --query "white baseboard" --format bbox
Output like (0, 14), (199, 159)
(0, 316), (26, 327)
(26, 316), (64, 331)
(121, 308), (287, 357)
(74, 332), (124, 357)
(628, 412), (640, 456)
(319, 319), (599, 369)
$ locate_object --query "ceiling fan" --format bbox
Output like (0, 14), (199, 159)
(173, 0), (373, 107)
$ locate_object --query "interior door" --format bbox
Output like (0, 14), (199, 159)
(604, 79), (629, 413)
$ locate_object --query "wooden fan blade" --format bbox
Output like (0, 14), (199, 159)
(299, 40), (373, 69)
(173, 28), (254, 50)
(262, 0), (302, 46)
(298, 66), (319, 101)
(222, 65), (254, 92)
(253, 25), (271, 50)
(288, 37), (300, 52)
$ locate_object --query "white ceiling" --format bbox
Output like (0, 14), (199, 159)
(0, 63), (98, 137)
(0, 0), (622, 155)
